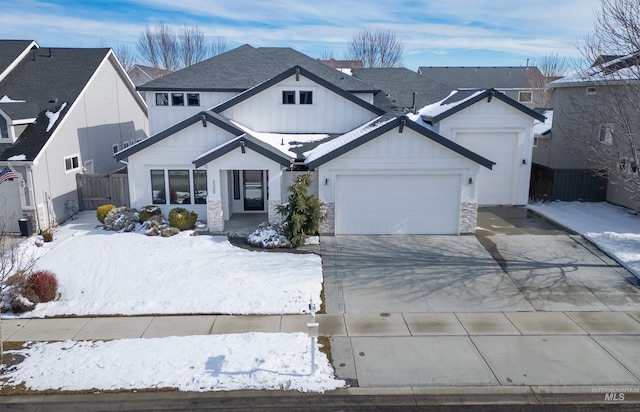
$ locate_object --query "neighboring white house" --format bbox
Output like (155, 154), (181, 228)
(117, 45), (543, 235)
(0, 40), (148, 233)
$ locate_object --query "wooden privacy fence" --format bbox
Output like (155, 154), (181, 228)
(76, 173), (129, 210)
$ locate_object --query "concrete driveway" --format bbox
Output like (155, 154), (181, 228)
(321, 207), (640, 313)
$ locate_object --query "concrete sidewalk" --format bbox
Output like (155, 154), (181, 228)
(4, 311), (640, 390)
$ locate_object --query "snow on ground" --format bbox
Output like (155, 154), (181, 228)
(529, 201), (640, 278)
(2, 333), (344, 393)
(9, 212), (323, 317)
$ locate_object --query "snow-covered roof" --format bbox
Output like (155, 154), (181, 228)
(549, 53), (640, 87)
(533, 109), (553, 136)
(415, 90), (486, 120)
(0, 94), (25, 103)
(230, 121), (332, 160)
(305, 115), (396, 164)
(7, 154), (26, 161)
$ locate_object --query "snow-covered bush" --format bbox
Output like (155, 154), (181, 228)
(10, 287), (39, 313)
(139, 205), (162, 223)
(168, 207), (197, 231)
(247, 223), (291, 248)
(26, 269), (58, 303)
(96, 204), (116, 223)
(103, 207), (139, 232)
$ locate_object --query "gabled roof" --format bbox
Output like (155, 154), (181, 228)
(0, 40), (38, 81)
(533, 109), (553, 136)
(193, 134), (292, 168)
(128, 64), (171, 83)
(305, 114), (495, 170)
(212, 65), (385, 116)
(137, 44), (379, 94)
(548, 52), (640, 87)
(416, 89), (546, 123)
(418, 66), (543, 90)
(350, 67), (454, 113)
(115, 110), (241, 161)
(0, 47), (133, 162)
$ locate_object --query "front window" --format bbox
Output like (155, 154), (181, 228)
(299, 91), (313, 104)
(64, 155), (80, 172)
(193, 170), (207, 204)
(155, 93), (169, 106)
(187, 93), (200, 106)
(171, 93), (184, 106)
(168, 170), (190, 204)
(282, 91), (295, 104)
(151, 170), (165, 204)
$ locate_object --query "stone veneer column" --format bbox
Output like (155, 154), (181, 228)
(459, 202), (478, 234)
(319, 203), (335, 235)
(207, 199), (224, 233)
(268, 200), (282, 225)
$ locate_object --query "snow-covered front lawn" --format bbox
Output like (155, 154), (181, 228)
(9, 212), (323, 317)
(529, 201), (640, 279)
(2, 333), (343, 393)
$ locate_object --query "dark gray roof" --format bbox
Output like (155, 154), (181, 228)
(351, 67), (454, 113)
(0, 47), (110, 161)
(137, 44), (379, 93)
(0, 40), (36, 78)
(418, 66), (543, 90)
(193, 134), (293, 168)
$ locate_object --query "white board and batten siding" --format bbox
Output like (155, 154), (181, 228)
(220, 74), (378, 134)
(146, 91), (238, 136)
(316, 127), (480, 235)
(436, 98), (536, 206)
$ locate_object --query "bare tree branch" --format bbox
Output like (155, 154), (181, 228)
(346, 27), (404, 68)
(179, 26), (208, 67)
(114, 42), (135, 72)
(208, 36), (227, 58)
(137, 26), (160, 69)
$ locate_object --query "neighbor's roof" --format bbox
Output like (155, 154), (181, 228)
(305, 114), (495, 170)
(0, 47), (113, 161)
(137, 44), (379, 94)
(412, 89), (546, 123)
(351, 67), (453, 113)
(418, 66), (543, 90)
(548, 53), (640, 87)
(533, 109), (553, 136)
(0, 40), (37, 79)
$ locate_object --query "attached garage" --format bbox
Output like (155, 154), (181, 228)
(456, 132), (518, 205)
(335, 174), (461, 235)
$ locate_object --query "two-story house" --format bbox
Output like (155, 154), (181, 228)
(116, 45), (542, 235)
(0, 40), (148, 233)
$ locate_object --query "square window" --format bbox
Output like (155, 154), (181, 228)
(155, 93), (169, 106)
(586, 87), (597, 95)
(518, 91), (532, 103)
(187, 93), (200, 106)
(282, 91), (295, 104)
(299, 91), (313, 104)
(112, 144), (119, 154)
(171, 93), (184, 106)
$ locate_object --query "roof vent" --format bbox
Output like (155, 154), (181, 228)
(48, 98), (58, 104)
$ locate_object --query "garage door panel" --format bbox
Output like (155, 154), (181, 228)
(335, 175), (460, 235)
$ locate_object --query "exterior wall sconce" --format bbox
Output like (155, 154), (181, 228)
(325, 178), (329, 185)
(240, 140), (246, 153)
(522, 159), (527, 165)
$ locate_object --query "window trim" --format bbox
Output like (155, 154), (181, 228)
(151, 169), (166, 205)
(64, 154), (80, 173)
(518, 90), (533, 103)
(187, 93), (200, 107)
(282, 90), (296, 104)
(112, 143), (119, 155)
(299, 90), (313, 105)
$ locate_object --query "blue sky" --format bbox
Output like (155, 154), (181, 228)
(1, 0), (601, 70)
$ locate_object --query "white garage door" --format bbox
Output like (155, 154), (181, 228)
(457, 132), (518, 205)
(335, 174), (461, 235)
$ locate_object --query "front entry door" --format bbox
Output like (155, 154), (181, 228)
(243, 170), (264, 210)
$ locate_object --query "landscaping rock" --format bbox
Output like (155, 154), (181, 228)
(103, 207), (139, 232)
(161, 226), (180, 237)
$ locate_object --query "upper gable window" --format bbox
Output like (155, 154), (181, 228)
(171, 93), (185, 106)
(586, 86), (597, 95)
(518, 91), (532, 103)
(64, 155), (80, 172)
(155, 93), (169, 106)
(282, 91), (296, 104)
(299, 91), (313, 105)
(187, 93), (200, 106)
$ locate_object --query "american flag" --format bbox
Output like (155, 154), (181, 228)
(0, 166), (18, 185)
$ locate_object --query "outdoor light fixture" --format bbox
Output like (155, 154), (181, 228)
(325, 178), (329, 185)
(468, 177), (473, 184)
(240, 140), (246, 153)
(201, 114), (206, 127)
(296, 68), (300, 81)
(522, 159), (527, 165)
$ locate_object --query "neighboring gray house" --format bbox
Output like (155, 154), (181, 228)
(0, 40), (148, 233)
(127, 64), (171, 87)
(532, 54), (640, 210)
(417, 66), (547, 108)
